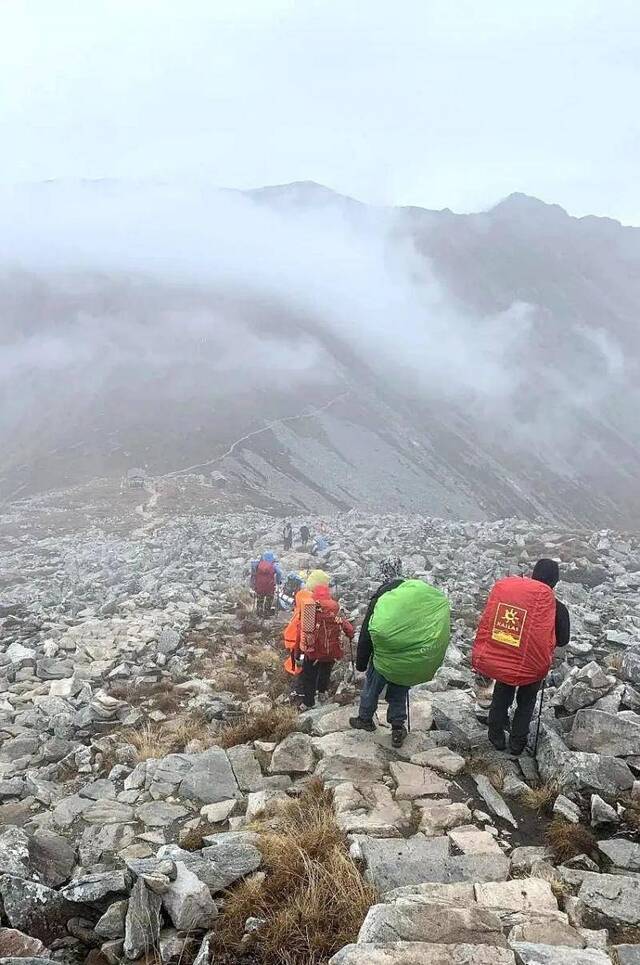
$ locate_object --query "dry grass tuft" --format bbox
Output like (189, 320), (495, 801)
(521, 781), (559, 813)
(545, 817), (598, 863)
(118, 712), (215, 762)
(606, 652), (624, 673)
(180, 822), (219, 852)
(217, 705), (298, 749)
(214, 781), (376, 965)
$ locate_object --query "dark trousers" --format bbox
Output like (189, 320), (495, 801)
(301, 659), (333, 708)
(358, 663), (409, 727)
(256, 593), (274, 616)
(488, 680), (542, 749)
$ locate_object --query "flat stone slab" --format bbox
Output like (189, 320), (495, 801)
(419, 802), (472, 836)
(597, 838), (640, 872)
(329, 943), (516, 964)
(474, 879), (558, 913)
(510, 943), (612, 964)
(577, 872), (640, 928)
(358, 902), (507, 946)
(335, 783), (407, 837)
(312, 732), (390, 766)
(390, 762), (451, 799)
(411, 747), (466, 776)
(386, 882), (475, 905)
(568, 709), (640, 758)
(614, 947), (640, 965)
(178, 748), (238, 805)
(448, 829), (504, 855)
(357, 836), (509, 893)
(315, 756), (386, 785)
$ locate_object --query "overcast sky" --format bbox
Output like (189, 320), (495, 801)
(2, 0), (639, 222)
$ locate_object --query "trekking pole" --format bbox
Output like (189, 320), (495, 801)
(406, 692), (411, 733)
(532, 677), (547, 757)
(348, 637), (356, 682)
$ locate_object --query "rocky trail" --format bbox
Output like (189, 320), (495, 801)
(0, 478), (639, 964)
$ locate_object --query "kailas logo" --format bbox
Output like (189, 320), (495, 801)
(492, 603), (527, 648)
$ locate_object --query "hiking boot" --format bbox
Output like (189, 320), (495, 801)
(391, 726), (408, 748)
(488, 729), (506, 751)
(349, 716), (376, 732)
(508, 738), (526, 756)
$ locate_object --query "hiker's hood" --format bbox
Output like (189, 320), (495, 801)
(306, 569), (329, 590)
(532, 558), (559, 588)
(261, 552), (276, 563)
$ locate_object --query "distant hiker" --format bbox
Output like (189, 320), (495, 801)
(279, 571), (304, 611)
(379, 555), (403, 584)
(311, 534), (329, 557)
(300, 524), (311, 548)
(350, 561), (450, 747)
(472, 558), (570, 755)
(253, 551), (283, 618)
(283, 521), (293, 551)
(284, 578), (354, 709)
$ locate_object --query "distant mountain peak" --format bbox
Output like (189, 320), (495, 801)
(490, 192), (568, 218)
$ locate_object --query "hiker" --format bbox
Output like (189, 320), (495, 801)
(311, 534), (329, 557)
(300, 524), (311, 548)
(284, 578), (354, 709)
(283, 569), (330, 696)
(283, 521), (293, 551)
(472, 558), (570, 755)
(279, 571), (304, 611)
(253, 551), (282, 617)
(350, 559), (451, 747)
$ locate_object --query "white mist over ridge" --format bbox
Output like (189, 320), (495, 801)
(1, 179), (639, 525)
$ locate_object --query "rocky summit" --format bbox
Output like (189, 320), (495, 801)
(0, 478), (639, 965)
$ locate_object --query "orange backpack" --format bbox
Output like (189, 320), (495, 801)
(300, 596), (344, 662)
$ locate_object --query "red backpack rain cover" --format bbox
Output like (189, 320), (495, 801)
(255, 560), (276, 595)
(472, 576), (556, 686)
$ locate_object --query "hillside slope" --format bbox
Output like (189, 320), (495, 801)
(1, 181), (639, 525)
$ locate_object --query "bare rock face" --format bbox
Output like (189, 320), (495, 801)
(569, 709), (640, 757)
(161, 862), (218, 931)
(0, 927), (48, 959)
(0, 876), (78, 945)
(123, 878), (163, 960)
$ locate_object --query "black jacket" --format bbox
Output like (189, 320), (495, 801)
(356, 579), (404, 671)
(555, 599), (570, 648)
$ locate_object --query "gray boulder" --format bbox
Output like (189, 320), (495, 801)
(329, 944), (516, 964)
(270, 733), (315, 774)
(569, 709), (640, 757)
(358, 902), (507, 946)
(60, 870), (130, 903)
(597, 838), (640, 872)
(29, 829), (76, 887)
(510, 944), (612, 964)
(179, 748), (238, 805)
(161, 862), (218, 931)
(577, 872), (640, 928)
(537, 726), (634, 795)
(0, 875), (77, 944)
(94, 899), (128, 939)
(123, 878), (163, 960)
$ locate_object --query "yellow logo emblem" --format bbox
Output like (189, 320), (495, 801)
(492, 603), (527, 648)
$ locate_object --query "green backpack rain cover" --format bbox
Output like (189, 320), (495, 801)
(370, 579), (451, 687)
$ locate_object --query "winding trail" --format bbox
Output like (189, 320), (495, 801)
(162, 391), (349, 480)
